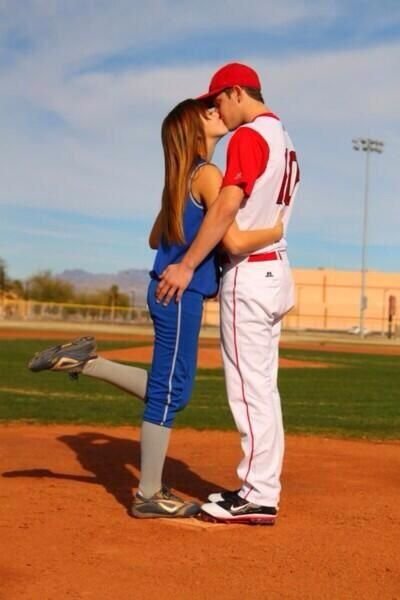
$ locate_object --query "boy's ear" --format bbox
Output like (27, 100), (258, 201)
(233, 85), (243, 103)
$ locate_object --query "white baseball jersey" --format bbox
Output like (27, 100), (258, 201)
(228, 114), (299, 256)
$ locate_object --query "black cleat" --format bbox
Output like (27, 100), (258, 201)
(207, 489), (240, 503)
(201, 493), (277, 525)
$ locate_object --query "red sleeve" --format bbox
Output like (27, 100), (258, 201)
(222, 127), (269, 197)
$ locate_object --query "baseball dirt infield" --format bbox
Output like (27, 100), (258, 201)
(1, 425), (399, 599)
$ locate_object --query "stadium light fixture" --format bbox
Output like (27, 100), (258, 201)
(352, 137), (384, 338)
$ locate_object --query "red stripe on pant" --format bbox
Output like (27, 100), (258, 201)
(232, 267), (254, 498)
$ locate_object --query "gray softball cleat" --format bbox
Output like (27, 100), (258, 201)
(131, 485), (201, 519)
(28, 336), (97, 375)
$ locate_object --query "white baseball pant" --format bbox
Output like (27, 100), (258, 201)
(220, 252), (295, 507)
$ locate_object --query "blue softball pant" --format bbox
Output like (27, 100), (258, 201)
(143, 278), (204, 428)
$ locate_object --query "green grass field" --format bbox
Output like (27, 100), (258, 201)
(0, 338), (399, 439)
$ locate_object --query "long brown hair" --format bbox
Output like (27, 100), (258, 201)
(160, 99), (208, 245)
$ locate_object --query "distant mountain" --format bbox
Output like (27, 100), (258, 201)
(58, 268), (150, 305)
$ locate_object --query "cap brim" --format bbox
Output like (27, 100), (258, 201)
(197, 85), (227, 101)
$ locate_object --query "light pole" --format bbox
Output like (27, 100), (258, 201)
(352, 137), (384, 338)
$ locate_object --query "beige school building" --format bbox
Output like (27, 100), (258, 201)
(1, 268), (399, 336)
(202, 268), (400, 335)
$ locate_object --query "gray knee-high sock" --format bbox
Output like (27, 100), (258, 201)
(139, 421), (171, 499)
(82, 357), (148, 400)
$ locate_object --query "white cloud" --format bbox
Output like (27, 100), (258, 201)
(0, 0), (337, 62)
(0, 225), (80, 239)
(0, 1), (399, 269)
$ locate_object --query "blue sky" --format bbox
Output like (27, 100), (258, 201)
(1, 1), (399, 279)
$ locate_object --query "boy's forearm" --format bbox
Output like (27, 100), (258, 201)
(155, 186), (244, 305)
(181, 186), (243, 269)
(223, 226), (280, 256)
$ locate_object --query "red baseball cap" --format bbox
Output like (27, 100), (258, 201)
(198, 62), (261, 101)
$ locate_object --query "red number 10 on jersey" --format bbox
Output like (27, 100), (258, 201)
(277, 150), (300, 206)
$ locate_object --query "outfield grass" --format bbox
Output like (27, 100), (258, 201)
(0, 338), (399, 439)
